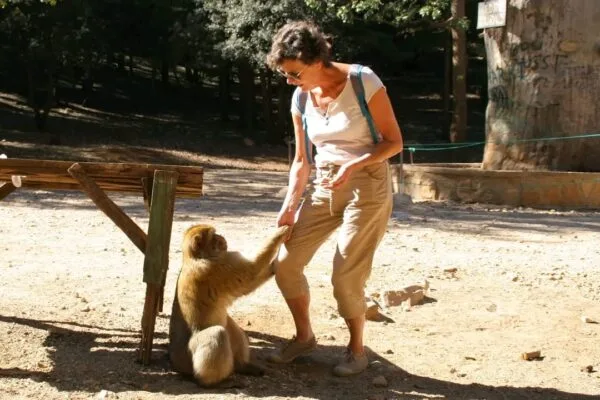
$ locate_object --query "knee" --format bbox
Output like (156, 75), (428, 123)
(332, 281), (367, 320)
(274, 260), (309, 299)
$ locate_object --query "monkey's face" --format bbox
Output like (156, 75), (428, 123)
(183, 224), (228, 259)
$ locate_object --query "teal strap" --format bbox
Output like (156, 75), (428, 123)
(294, 88), (313, 164)
(302, 115), (313, 164)
(350, 64), (380, 144)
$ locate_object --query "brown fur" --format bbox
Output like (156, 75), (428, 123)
(168, 224), (290, 387)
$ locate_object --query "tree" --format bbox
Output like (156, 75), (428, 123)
(202, 0), (317, 143)
(307, 0), (470, 143)
(482, 0), (600, 171)
(449, 0), (467, 143)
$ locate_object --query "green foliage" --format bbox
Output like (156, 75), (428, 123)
(1, 0), (58, 7)
(305, 0), (452, 28)
(201, 0), (316, 67)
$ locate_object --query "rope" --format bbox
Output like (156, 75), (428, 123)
(404, 132), (600, 153)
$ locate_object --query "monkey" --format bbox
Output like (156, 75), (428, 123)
(168, 223), (290, 387)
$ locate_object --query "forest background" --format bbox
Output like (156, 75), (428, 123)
(0, 0), (486, 167)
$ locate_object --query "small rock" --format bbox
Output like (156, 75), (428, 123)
(96, 390), (115, 400)
(580, 365), (595, 373)
(486, 303), (497, 312)
(521, 350), (542, 361)
(365, 298), (383, 321)
(383, 281), (429, 308)
(81, 306), (91, 312)
(372, 375), (388, 387)
(581, 316), (598, 324)
(443, 267), (457, 274)
(385, 349), (394, 354)
(276, 187), (288, 198)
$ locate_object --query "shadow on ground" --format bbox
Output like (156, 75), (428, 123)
(0, 315), (596, 400)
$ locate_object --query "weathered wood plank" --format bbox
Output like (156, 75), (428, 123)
(8, 179), (201, 197)
(68, 163), (148, 254)
(141, 177), (153, 211)
(0, 158), (203, 196)
(0, 182), (17, 201)
(143, 170), (178, 284)
(139, 170), (178, 364)
(139, 283), (161, 365)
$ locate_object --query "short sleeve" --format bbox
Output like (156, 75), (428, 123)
(359, 66), (385, 103)
(290, 87), (302, 116)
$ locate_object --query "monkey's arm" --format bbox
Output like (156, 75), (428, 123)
(220, 226), (290, 298)
(251, 225), (290, 269)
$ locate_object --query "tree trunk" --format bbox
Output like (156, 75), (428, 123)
(26, 56), (56, 142)
(129, 52), (134, 77)
(260, 68), (277, 144)
(443, 31), (453, 139)
(277, 81), (291, 142)
(219, 61), (231, 122)
(238, 60), (255, 137)
(482, 0), (600, 171)
(161, 56), (169, 87)
(450, 0), (468, 143)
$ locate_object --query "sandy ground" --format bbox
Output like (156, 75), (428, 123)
(1, 168), (600, 400)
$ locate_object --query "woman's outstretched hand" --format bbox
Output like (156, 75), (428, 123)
(322, 162), (356, 190)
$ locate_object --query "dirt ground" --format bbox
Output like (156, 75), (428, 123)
(1, 167), (600, 400)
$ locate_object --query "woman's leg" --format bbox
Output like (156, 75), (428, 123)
(344, 315), (365, 355)
(270, 185), (341, 362)
(284, 293), (313, 341)
(331, 162), (393, 375)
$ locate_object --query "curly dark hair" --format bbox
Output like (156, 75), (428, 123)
(266, 21), (332, 69)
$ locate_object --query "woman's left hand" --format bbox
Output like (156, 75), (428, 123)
(322, 162), (356, 190)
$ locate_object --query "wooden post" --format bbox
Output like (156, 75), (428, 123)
(139, 170), (178, 365)
(141, 176), (153, 212)
(0, 182), (17, 201)
(68, 163), (148, 254)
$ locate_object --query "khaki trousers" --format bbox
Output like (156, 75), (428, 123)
(274, 161), (393, 320)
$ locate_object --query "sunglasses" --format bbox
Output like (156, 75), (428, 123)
(276, 64), (308, 81)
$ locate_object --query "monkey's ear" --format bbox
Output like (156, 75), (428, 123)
(213, 234), (228, 253)
(191, 228), (213, 258)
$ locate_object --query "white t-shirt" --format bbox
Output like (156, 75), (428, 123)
(291, 66), (385, 165)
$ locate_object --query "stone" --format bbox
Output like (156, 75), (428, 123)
(383, 280), (429, 308)
(372, 375), (388, 387)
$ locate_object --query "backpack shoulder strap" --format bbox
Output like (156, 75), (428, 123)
(293, 87), (314, 164)
(349, 64), (380, 144)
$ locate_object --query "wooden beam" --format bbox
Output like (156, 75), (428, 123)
(0, 158), (203, 197)
(0, 182), (17, 201)
(139, 283), (161, 365)
(68, 163), (148, 254)
(139, 170), (178, 364)
(141, 176), (153, 211)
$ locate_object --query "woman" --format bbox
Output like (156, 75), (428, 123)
(265, 20), (403, 376)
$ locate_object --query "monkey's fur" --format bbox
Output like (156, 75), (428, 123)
(168, 224), (290, 387)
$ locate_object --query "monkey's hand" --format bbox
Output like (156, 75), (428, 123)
(275, 224), (292, 241)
